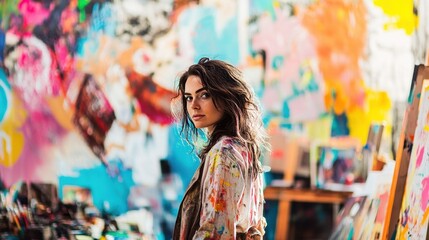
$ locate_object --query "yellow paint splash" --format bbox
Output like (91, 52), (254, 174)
(347, 89), (391, 143)
(45, 95), (75, 130)
(210, 153), (221, 173)
(422, 207), (429, 228)
(373, 0), (416, 35)
(0, 93), (27, 167)
(220, 179), (231, 187)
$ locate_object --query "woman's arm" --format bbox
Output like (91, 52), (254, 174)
(193, 145), (245, 240)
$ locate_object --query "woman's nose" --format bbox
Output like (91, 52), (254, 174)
(191, 99), (200, 109)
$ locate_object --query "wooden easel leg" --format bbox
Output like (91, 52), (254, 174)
(276, 199), (291, 240)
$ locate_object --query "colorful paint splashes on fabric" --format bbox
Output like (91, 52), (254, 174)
(0, 0), (423, 214)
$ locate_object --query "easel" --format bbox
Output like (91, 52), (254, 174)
(383, 65), (429, 239)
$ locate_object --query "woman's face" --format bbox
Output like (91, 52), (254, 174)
(184, 75), (224, 134)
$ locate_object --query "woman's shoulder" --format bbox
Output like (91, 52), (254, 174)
(212, 136), (245, 151)
(208, 136), (249, 163)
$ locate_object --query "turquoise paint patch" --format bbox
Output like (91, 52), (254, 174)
(167, 124), (199, 187)
(250, 0), (275, 19)
(272, 55), (284, 70)
(75, 37), (87, 57)
(0, 87), (8, 122)
(76, 36), (99, 58)
(184, 7), (239, 65)
(58, 161), (135, 215)
(407, 84), (415, 104)
(331, 113), (349, 136)
(0, 69), (11, 89)
(90, 3), (116, 36)
(291, 82), (303, 96)
(372, 124), (380, 133)
(280, 101), (294, 129)
(0, 69), (11, 122)
(307, 77), (319, 92)
(282, 100), (290, 119)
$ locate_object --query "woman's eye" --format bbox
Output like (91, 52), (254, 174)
(184, 96), (192, 102)
(201, 93), (210, 99)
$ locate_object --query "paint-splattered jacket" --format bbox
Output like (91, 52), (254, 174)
(173, 136), (266, 240)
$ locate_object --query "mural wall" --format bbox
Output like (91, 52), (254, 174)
(0, 0), (423, 214)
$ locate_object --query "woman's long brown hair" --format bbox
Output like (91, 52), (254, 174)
(172, 57), (269, 178)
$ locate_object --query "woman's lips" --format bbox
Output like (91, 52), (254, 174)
(192, 114), (205, 120)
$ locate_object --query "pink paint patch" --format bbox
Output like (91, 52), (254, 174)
(0, 109), (65, 186)
(253, 10), (319, 96)
(0, 152), (44, 187)
(17, 46), (42, 67)
(11, 36), (62, 110)
(375, 191), (389, 223)
(18, 0), (54, 25)
(271, 150), (284, 159)
(261, 86), (281, 111)
(421, 177), (429, 211)
(416, 146), (425, 168)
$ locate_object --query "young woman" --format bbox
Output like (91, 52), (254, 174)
(172, 57), (269, 239)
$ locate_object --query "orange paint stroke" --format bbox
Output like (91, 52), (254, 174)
(421, 208), (429, 230)
(301, 0), (367, 114)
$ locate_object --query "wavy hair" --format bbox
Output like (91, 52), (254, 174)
(172, 57), (269, 177)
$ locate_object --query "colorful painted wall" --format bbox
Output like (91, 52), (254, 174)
(0, 0), (423, 214)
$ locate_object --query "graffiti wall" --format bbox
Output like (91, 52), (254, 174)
(0, 0), (422, 214)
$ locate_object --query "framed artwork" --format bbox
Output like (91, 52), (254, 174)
(310, 137), (362, 191)
(315, 146), (363, 190)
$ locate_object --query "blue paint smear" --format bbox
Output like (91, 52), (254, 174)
(59, 161), (135, 216)
(331, 113), (349, 136)
(166, 124), (199, 187)
(0, 30), (5, 62)
(181, 7), (239, 65)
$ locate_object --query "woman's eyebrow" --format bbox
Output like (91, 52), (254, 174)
(184, 87), (207, 95)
